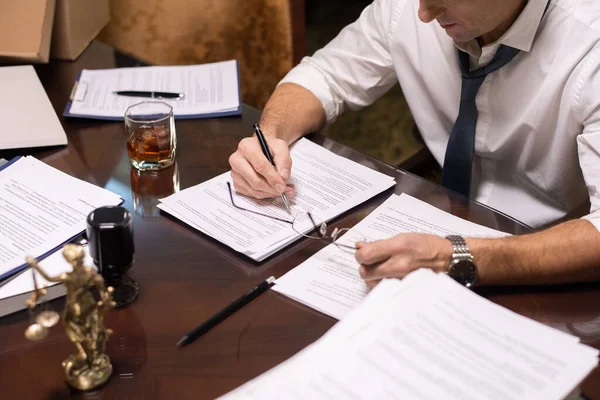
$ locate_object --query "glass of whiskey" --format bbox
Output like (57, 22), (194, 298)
(125, 101), (176, 171)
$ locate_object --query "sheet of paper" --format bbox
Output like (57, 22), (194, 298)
(217, 272), (449, 400)
(227, 274), (478, 399)
(67, 61), (240, 119)
(220, 271), (599, 400)
(0, 66), (67, 150)
(273, 193), (510, 320)
(158, 138), (395, 261)
(0, 156), (37, 179)
(0, 157), (121, 278)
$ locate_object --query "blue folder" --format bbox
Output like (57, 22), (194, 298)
(62, 61), (243, 121)
(0, 157), (124, 280)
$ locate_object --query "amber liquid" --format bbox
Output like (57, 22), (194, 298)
(126, 125), (173, 164)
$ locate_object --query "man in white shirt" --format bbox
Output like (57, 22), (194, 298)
(228, 0), (600, 286)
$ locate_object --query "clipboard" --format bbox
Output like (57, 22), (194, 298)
(62, 61), (243, 121)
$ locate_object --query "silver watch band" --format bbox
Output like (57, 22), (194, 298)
(445, 235), (477, 287)
(446, 235), (473, 261)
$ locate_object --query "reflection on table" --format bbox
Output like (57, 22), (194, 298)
(130, 162), (180, 218)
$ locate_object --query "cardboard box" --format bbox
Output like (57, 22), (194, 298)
(51, 0), (111, 60)
(0, 0), (56, 63)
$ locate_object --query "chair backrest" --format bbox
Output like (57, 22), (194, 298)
(97, 0), (305, 109)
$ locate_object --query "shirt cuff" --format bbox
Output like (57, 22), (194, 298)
(582, 210), (600, 233)
(278, 57), (344, 125)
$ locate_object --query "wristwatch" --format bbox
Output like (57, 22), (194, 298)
(445, 235), (478, 288)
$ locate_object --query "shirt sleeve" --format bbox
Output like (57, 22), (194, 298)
(576, 44), (600, 232)
(577, 131), (600, 232)
(279, 0), (403, 124)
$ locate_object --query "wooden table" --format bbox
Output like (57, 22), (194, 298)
(1, 42), (599, 399)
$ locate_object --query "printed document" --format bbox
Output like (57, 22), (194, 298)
(0, 66), (67, 150)
(0, 157), (121, 278)
(67, 61), (240, 119)
(273, 193), (509, 320)
(220, 270), (599, 400)
(157, 138), (396, 261)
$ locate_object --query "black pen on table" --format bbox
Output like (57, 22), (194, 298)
(176, 276), (276, 348)
(113, 90), (185, 100)
(253, 123), (292, 214)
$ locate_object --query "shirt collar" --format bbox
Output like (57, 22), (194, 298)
(455, 0), (549, 59)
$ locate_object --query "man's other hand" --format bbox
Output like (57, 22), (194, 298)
(355, 233), (452, 288)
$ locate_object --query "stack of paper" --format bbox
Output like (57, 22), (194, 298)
(220, 269), (599, 400)
(64, 61), (241, 120)
(273, 193), (510, 320)
(0, 156), (122, 280)
(157, 138), (396, 261)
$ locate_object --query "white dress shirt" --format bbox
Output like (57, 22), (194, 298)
(280, 0), (600, 232)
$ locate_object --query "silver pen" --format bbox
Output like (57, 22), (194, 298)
(281, 190), (292, 213)
(253, 123), (292, 214)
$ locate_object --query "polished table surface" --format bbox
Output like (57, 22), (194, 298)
(1, 42), (600, 399)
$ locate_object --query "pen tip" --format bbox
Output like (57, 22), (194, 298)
(176, 337), (188, 348)
(282, 195), (292, 214)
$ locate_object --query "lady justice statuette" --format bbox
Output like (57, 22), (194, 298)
(24, 244), (116, 390)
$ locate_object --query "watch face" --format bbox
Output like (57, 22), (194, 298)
(449, 259), (477, 287)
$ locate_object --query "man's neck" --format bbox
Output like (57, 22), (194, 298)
(477, 0), (528, 47)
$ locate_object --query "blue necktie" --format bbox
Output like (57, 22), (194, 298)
(441, 45), (520, 197)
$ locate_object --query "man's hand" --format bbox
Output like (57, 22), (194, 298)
(228, 83), (327, 200)
(355, 233), (452, 288)
(228, 133), (295, 199)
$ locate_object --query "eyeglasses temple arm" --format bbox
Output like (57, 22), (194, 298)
(227, 182), (294, 224)
(307, 212), (327, 239)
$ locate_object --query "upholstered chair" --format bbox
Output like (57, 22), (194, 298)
(97, 0), (305, 109)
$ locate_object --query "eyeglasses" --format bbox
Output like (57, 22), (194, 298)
(226, 182), (362, 253)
